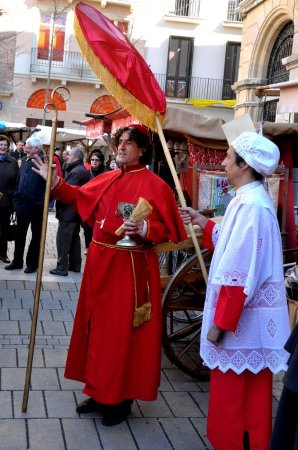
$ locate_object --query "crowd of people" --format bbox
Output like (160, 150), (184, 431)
(0, 125), (296, 445)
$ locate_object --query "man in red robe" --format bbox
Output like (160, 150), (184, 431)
(33, 126), (187, 426)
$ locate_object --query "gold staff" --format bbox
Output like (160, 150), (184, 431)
(22, 86), (70, 412)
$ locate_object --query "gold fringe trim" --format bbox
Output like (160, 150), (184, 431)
(133, 302), (152, 327)
(74, 15), (165, 131)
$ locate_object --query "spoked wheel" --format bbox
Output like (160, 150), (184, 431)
(162, 250), (212, 380)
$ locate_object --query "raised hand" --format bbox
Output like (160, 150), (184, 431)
(32, 154), (59, 188)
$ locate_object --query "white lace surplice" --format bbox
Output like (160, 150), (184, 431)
(200, 181), (290, 374)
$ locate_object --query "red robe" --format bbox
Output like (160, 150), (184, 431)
(52, 164), (187, 404)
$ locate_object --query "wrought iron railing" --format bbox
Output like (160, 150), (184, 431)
(30, 49), (235, 100)
(154, 73), (235, 100)
(30, 48), (95, 80)
(168, 0), (200, 18)
(226, 0), (243, 21)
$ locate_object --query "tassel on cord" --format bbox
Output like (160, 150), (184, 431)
(74, 16), (165, 131)
(133, 302), (151, 327)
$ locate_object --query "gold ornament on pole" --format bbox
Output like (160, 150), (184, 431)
(22, 86), (70, 412)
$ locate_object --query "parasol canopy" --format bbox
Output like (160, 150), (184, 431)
(74, 2), (166, 131)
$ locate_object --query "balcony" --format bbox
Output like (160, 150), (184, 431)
(30, 49), (235, 100)
(30, 48), (97, 83)
(164, 0), (200, 23)
(226, 0), (243, 21)
(154, 73), (236, 101)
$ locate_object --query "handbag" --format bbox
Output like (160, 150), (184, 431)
(7, 212), (17, 241)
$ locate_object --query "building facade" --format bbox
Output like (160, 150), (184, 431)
(234, 0), (297, 122)
(0, 0), (242, 130)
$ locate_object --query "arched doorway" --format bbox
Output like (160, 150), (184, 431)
(263, 21), (294, 122)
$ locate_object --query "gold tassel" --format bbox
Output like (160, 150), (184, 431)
(74, 15), (165, 131)
(133, 302), (151, 327)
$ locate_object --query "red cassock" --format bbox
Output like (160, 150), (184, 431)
(52, 164), (187, 404)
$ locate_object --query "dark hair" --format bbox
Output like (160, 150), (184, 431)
(88, 147), (105, 163)
(235, 152), (263, 181)
(113, 127), (152, 165)
(0, 135), (10, 146)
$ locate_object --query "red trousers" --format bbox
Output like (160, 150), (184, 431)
(207, 368), (272, 450)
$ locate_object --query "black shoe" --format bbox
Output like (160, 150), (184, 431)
(5, 262), (23, 270)
(68, 267), (81, 273)
(76, 397), (103, 414)
(24, 267), (37, 274)
(0, 255), (10, 264)
(49, 268), (68, 276)
(102, 399), (133, 427)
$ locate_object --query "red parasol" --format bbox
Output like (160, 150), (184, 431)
(74, 2), (208, 283)
(74, 2), (166, 131)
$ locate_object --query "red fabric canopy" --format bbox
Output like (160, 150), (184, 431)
(74, 2), (166, 130)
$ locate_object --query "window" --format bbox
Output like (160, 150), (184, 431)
(222, 42), (240, 99)
(37, 12), (66, 62)
(26, 118), (64, 128)
(166, 36), (194, 98)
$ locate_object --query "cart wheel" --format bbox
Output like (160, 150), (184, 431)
(162, 250), (211, 380)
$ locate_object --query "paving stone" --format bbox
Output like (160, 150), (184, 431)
(9, 308), (32, 321)
(42, 281), (60, 291)
(0, 391), (13, 418)
(190, 391), (209, 416)
(52, 291), (71, 301)
(161, 352), (175, 369)
(39, 290), (53, 300)
(41, 298), (62, 310)
(128, 418), (172, 450)
(95, 418), (137, 449)
(13, 390), (46, 418)
(0, 348), (17, 367)
(28, 418), (65, 450)
(34, 309), (53, 321)
(19, 320), (43, 335)
(7, 280), (24, 290)
(0, 320), (19, 335)
(138, 393), (173, 418)
(58, 336), (71, 346)
(24, 280), (37, 289)
(63, 418), (101, 449)
(159, 417), (203, 450)
(68, 291), (79, 301)
(17, 348), (44, 368)
(1, 367), (26, 390)
(21, 297), (34, 308)
(2, 298), (22, 309)
(45, 391), (77, 418)
(159, 371), (174, 391)
(31, 368), (60, 390)
(0, 308), (9, 320)
(163, 392), (204, 417)
(64, 321), (73, 335)
(0, 288), (16, 299)
(59, 282), (78, 292)
(60, 298), (78, 310)
(44, 348), (68, 367)
(15, 289), (34, 300)
(52, 310), (73, 321)
(42, 320), (67, 336)
(0, 419), (27, 450)
(0, 280), (7, 288)
(190, 417), (214, 449)
(163, 368), (200, 391)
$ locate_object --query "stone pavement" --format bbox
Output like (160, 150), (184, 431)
(0, 212), (283, 450)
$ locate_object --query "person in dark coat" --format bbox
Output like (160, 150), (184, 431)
(5, 136), (45, 273)
(82, 149), (106, 251)
(50, 146), (89, 276)
(0, 135), (19, 263)
(10, 141), (25, 163)
(270, 322), (298, 450)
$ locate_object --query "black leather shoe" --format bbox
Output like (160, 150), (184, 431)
(68, 267), (81, 273)
(24, 267), (37, 274)
(0, 255), (10, 264)
(49, 268), (68, 276)
(5, 262), (23, 270)
(76, 397), (103, 414)
(102, 399), (133, 426)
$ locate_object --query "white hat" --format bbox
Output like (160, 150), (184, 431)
(231, 131), (280, 176)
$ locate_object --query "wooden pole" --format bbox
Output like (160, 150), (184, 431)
(155, 116), (208, 285)
(22, 117), (57, 412)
